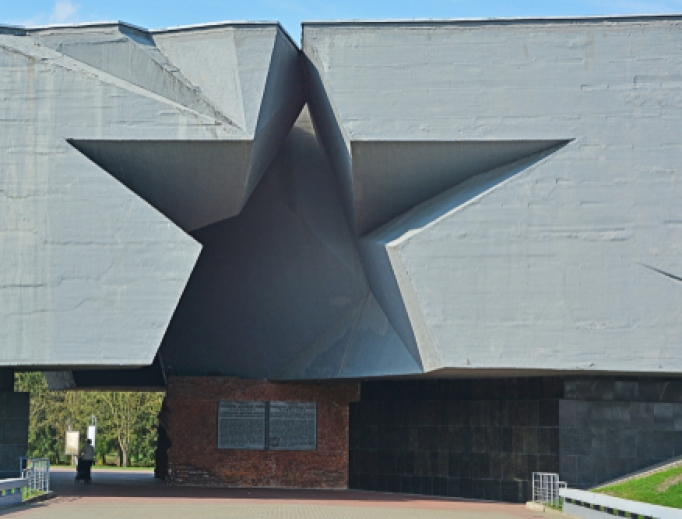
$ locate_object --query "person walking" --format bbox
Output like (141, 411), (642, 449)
(77, 439), (94, 483)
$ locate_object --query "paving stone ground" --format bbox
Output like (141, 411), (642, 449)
(0, 468), (558, 519)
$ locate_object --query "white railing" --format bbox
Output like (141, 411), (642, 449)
(532, 472), (566, 507)
(19, 458), (50, 495)
(561, 487), (679, 519)
(0, 478), (27, 508)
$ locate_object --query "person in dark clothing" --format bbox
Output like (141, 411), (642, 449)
(154, 425), (170, 480)
(77, 439), (94, 483)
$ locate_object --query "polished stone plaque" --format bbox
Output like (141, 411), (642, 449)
(218, 401), (266, 450)
(268, 402), (317, 451)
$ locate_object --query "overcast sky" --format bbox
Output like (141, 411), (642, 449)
(4, 0), (682, 41)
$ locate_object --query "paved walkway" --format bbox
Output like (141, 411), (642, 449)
(1, 468), (560, 519)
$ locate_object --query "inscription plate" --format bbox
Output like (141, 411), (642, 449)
(268, 402), (317, 451)
(218, 401), (266, 450)
(65, 430), (80, 456)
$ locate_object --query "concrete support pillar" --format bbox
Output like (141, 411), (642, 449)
(0, 369), (29, 479)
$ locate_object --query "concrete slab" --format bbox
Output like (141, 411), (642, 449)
(69, 139), (253, 232)
(0, 31), (208, 369)
(157, 109), (369, 379)
(33, 24), (233, 126)
(304, 18), (682, 377)
(0, 22), (303, 372)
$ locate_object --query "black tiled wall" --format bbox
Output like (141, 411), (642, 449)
(0, 391), (29, 479)
(349, 378), (563, 503)
(350, 377), (682, 502)
(565, 378), (682, 403)
(560, 377), (682, 488)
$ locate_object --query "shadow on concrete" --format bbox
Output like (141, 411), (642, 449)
(45, 468), (479, 505)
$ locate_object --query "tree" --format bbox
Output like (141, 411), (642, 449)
(15, 373), (61, 463)
(98, 392), (163, 467)
(15, 373), (164, 467)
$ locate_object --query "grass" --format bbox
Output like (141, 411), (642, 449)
(22, 488), (46, 501)
(595, 465), (682, 509)
(545, 500), (563, 511)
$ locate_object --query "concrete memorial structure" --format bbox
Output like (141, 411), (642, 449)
(1, 14), (681, 500)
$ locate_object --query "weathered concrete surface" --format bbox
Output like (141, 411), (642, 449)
(0, 32), (201, 368)
(158, 108), (420, 379)
(350, 140), (568, 237)
(0, 22), (302, 369)
(44, 355), (166, 391)
(304, 17), (682, 376)
(30, 23), (305, 232)
(4, 16), (682, 382)
(152, 23), (306, 220)
(67, 139), (253, 232)
(33, 25), (235, 125)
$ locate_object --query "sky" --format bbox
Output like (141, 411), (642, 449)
(3, 0), (682, 42)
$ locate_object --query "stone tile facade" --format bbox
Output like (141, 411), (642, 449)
(349, 379), (563, 503)
(565, 378), (682, 403)
(560, 378), (682, 488)
(162, 377), (359, 488)
(0, 391), (29, 479)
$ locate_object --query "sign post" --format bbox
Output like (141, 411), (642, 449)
(87, 415), (97, 448)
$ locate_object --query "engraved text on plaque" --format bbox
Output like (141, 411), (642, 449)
(268, 402), (317, 451)
(217, 401), (266, 450)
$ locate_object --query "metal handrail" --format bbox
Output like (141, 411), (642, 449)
(532, 472), (566, 506)
(19, 457), (50, 494)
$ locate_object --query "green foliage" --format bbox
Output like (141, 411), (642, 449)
(15, 373), (164, 467)
(545, 500), (563, 511)
(595, 465), (682, 509)
(22, 487), (46, 501)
